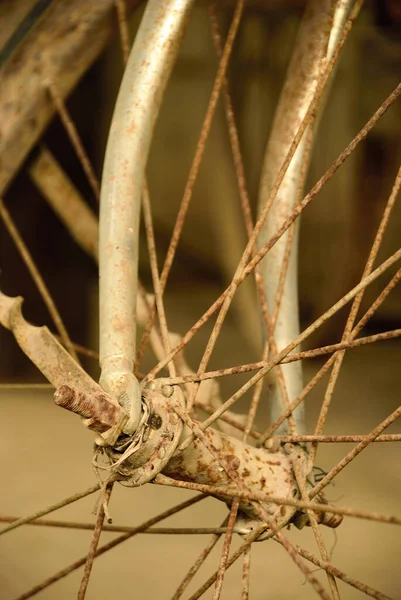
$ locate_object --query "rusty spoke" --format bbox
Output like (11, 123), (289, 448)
(262, 355), (339, 442)
(0, 198), (78, 361)
(188, 525), (330, 600)
(136, 0), (245, 365)
(254, 0), (345, 437)
(169, 409), (333, 599)
(146, 80), (401, 381)
(292, 454), (340, 599)
(277, 434), (401, 444)
(185, 3), (356, 410)
(46, 80), (100, 201)
(166, 1), (362, 417)
(0, 484), (100, 536)
(244, 342), (269, 439)
(176, 248), (401, 452)
(53, 334), (100, 363)
(142, 182), (176, 377)
(192, 400), (401, 444)
(136, 282), (182, 369)
(311, 404), (401, 499)
(187, 526), (267, 600)
(155, 474), (401, 526)
(194, 400), (262, 440)
(77, 483), (113, 600)
(0, 516), (243, 535)
(63, 340), (99, 361)
(209, 1), (251, 231)
(211, 384), (258, 599)
(241, 546), (251, 600)
(271, 120), (315, 330)
(272, 221), (299, 328)
(28, 142), (169, 368)
(354, 269), (401, 332)
(164, 327), (401, 385)
(286, 543), (392, 600)
(172, 519), (227, 599)
(310, 160), (401, 466)
(262, 267), (401, 440)
(14, 493), (206, 600)
(213, 499), (239, 599)
(208, 1), (296, 434)
(242, 82), (401, 290)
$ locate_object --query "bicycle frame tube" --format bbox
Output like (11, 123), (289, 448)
(257, 0), (349, 434)
(99, 0), (195, 432)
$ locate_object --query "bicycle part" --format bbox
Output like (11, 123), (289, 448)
(99, 0), (195, 432)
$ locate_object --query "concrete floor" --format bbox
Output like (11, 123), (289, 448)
(1, 286), (401, 599)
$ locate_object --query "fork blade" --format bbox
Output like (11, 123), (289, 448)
(0, 290), (101, 394)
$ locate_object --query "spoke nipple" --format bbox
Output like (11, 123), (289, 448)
(161, 384), (174, 398)
(314, 491), (343, 529)
(169, 412), (178, 424)
(317, 509), (343, 529)
(265, 437), (281, 452)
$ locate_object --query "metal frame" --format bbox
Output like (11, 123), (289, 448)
(256, 0), (353, 433)
(99, 0), (195, 432)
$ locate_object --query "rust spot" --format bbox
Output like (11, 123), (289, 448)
(226, 454), (240, 471)
(53, 384), (125, 433)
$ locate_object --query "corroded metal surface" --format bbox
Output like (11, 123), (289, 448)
(99, 0), (195, 433)
(0, 290), (342, 537)
(0, 290), (129, 445)
(163, 420), (297, 527)
(0, 292), (100, 394)
(100, 380), (185, 486)
(54, 385), (128, 444)
(256, 0), (334, 433)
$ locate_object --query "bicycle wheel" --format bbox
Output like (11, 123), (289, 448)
(1, 1), (401, 599)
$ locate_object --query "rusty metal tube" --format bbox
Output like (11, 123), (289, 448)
(257, 1), (349, 434)
(99, 0), (194, 431)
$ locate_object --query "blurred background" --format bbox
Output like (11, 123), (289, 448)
(1, 0), (401, 598)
